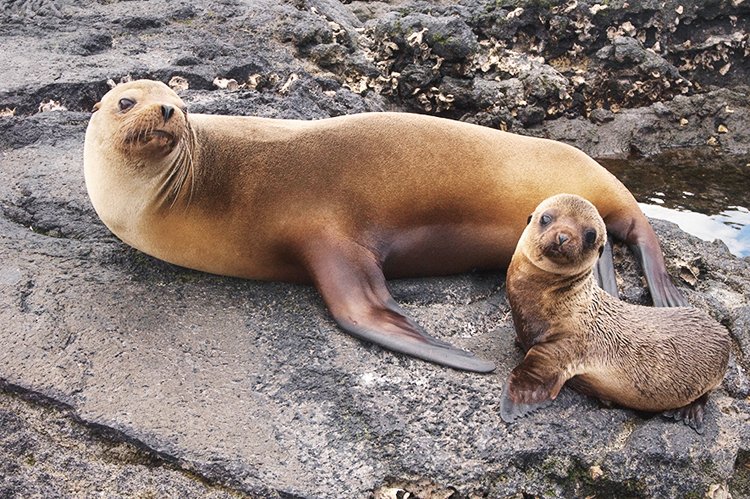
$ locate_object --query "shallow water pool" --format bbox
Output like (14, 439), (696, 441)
(599, 150), (750, 258)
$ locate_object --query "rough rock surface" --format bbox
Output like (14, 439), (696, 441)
(1, 0), (749, 497)
(0, 385), (240, 498)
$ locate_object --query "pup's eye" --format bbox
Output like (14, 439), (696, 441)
(118, 98), (135, 111)
(540, 214), (552, 226)
(584, 229), (598, 246)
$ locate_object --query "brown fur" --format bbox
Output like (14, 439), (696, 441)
(502, 194), (731, 431)
(84, 80), (685, 372)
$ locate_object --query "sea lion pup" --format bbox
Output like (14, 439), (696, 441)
(84, 79), (685, 373)
(500, 194), (730, 432)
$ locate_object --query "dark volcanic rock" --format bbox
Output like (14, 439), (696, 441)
(120, 16), (165, 30)
(531, 88), (750, 158)
(72, 32), (113, 56)
(1, 0), (749, 497)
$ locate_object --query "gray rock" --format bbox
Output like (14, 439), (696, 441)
(120, 16), (164, 31)
(532, 88), (750, 158)
(72, 32), (113, 56)
(516, 105), (546, 126)
(589, 108), (615, 124)
(0, 387), (238, 498)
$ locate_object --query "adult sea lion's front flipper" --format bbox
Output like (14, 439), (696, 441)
(301, 238), (496, 373)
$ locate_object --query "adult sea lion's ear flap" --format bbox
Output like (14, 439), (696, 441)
(92, 101), (102, 113)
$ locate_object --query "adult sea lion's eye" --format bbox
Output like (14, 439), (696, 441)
(118, 98), (135, 112)
(540, 214), (552, 226)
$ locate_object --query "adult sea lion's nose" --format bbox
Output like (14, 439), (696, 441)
(161, 105), (174, 122)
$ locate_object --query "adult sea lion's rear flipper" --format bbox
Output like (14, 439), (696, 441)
(662, 393), (708, 434)
(607, 215), (688, 307)
(631, 241), (689, 307)
(302, 239), (496, 373)
(594, 237), (618, 297)
(500, 342), (571, 423)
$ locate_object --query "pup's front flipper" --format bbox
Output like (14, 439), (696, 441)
(301, 235), (496, 373)
(594, 237), (618, 298)
(500, 341), (575, 422)
(662, 393), (709, 434)
(500, 376), (555, 423)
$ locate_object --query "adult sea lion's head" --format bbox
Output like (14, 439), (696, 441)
(89, 79), (190, 160)
(519, 193), (607, 276)
(84, 79), (197, 220)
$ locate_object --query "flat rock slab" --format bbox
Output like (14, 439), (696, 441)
(0, 387), (239, 498)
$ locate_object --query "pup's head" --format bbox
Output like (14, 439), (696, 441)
(519, 194), (607, 276)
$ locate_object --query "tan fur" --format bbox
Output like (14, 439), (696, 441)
(83, 80), (686, 371)
(84, 81), (647, 282)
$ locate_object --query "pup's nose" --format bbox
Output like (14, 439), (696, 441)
(161, 105), (174, 122)
(557, 233), (570, 245)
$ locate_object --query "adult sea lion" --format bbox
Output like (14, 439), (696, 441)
(500, 194), (730, 432)
(83, 79), (686, 373)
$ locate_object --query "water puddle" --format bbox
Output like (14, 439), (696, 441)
(600, 150), (750, 258)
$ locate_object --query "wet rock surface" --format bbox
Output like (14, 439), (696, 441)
(1, 0), (749, 497)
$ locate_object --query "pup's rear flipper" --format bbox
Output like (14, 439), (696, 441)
(663, 393), (709, 434)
